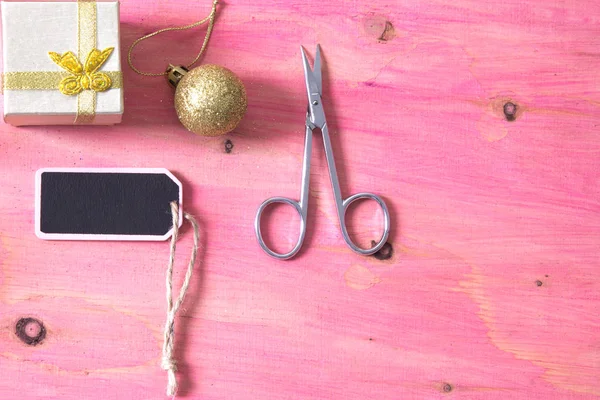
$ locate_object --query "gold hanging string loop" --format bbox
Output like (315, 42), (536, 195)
(127, 0), (219, 77)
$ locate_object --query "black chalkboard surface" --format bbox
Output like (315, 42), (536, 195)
(35, 168), (182, 241)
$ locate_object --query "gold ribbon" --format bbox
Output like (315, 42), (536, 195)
(76, 0), (97, 123)
(2, 71), (123, 91)
(1, 1), (122, 124)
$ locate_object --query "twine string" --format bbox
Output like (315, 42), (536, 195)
(162, 201), (200, 397)
(128, 0), (219, 76)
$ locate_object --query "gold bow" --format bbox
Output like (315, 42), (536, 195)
(49, 47), (114, 95)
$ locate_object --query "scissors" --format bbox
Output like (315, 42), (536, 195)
(255, 45), (391, 260)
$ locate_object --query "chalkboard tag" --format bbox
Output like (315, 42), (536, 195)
(35, 168), (182, 241)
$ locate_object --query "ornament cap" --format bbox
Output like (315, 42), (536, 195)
(166, 65), (189, 88)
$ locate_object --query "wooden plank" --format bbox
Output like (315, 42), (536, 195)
(0, 0), (599, 398)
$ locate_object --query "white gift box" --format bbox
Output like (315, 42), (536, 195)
(1, 0), (123, 125)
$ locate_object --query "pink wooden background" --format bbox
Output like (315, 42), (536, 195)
(1, 0), (600, 399)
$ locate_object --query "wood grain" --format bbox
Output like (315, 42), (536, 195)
(1, 0), (599, 398)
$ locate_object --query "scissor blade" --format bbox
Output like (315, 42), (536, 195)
(313, 44), (322, 95)
(301, 46), (320, 99)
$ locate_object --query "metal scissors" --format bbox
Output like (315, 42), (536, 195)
(255, 45), (391, 260)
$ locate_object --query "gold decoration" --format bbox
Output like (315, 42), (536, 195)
(75, 0), (96, 123)
(2, 71), (122, 91)
(77, 90), (97, 124)
(78, 0), (96, 61)
(174, 64), (247, 136)
(48, 48), (114, 95)
(128, 1), (247, 136)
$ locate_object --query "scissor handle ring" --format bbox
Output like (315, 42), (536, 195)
(340, 193), (391, 256)
(254, 197), (307, 260)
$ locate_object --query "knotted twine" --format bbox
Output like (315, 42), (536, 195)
(161, 201), (200, 396)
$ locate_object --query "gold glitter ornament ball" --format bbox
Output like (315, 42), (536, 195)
(173, 64), (247, 136)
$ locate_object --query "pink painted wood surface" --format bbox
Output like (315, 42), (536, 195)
(1, 0), (600, 399)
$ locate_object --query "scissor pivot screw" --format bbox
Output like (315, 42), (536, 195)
(312, 100), (319, 105)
